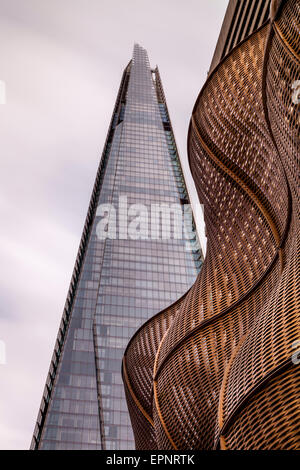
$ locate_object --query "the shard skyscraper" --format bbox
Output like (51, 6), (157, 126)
(31, 44), (203, 450)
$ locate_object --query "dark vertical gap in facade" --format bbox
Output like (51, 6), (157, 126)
(92, 320), (106, 449)
(221, 1), (271, 62)
(256, 1), (271, 30)
(224, 1), (244, 56)
(233, 0), (251, 50)
(243, 1), (258, 40)
(235, 0), (254, 46)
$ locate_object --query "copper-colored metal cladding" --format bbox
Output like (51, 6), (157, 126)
(122, 291), (189, 450)
(123, 0), (300, 450)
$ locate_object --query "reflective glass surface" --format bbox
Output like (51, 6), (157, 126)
(33, 44), (203, 450)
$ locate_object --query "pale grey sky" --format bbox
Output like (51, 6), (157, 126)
(0, 0), (228, 449)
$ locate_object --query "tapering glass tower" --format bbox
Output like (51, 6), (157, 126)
(31, 44), (203, 450)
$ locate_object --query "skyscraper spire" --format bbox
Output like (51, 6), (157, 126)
(31, 44), (203, 450)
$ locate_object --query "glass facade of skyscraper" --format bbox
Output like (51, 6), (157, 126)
(31, 44), (203, 450)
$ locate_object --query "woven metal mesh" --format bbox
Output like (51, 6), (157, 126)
(123, 0), (300, 450)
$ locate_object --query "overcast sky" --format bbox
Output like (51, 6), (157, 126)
(0, 0), (228, 449)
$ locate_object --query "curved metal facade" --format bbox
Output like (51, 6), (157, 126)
(123, 0), (300, 450)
